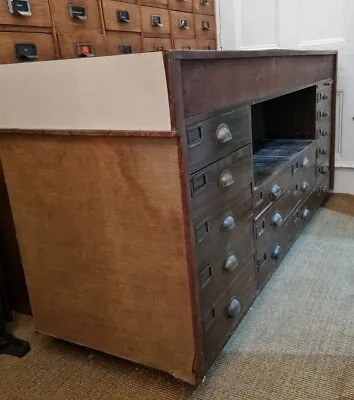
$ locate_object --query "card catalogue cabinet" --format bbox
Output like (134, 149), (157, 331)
(0, 50), (337, 384)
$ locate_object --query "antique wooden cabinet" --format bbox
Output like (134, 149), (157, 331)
(0, 50), (337, 384)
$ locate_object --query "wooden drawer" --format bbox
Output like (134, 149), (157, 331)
(316, 105), (331, 126)
(187, 106), (252, 174)
(173, 38), (196, 50)
(0, 32), (56, 64)
(102, 0), (141, 32)
(143, 37), (171, 51)
(50, 0), (102, 32)
(170, 10), (195, 38)
(194, 0), (214, 15)
(140, 0), (168, 8)
(0, 0), (51, 27)
(195, 14), (216, 39)
(190, 145), (252, 220)
(141, 6), (170, 35)
(106, 32), (142, 54)
(198, 218), (254, 314)
(255, 186), (296, 255)
(197, 39), (216, 50)
(201, 260), (256, 371)
(316, 80), (333, 93)
(193, 190), (253, 265)
(316, 136), (330, 166)
(58, 33), (106, 59)
(169, 0), (193, 12)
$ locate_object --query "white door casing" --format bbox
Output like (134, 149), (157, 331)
(215, 0), (354, 194)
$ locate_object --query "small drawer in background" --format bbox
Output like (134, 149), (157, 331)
(170, 10), (195, 38)
(102, 0), (141, 32)
(169, 0), (193, 12)
(197, 39), (216, 50)
(57, 33), (106, 59)
(195, 13), (216, 39)
(141, 6), (170, 35)
(0, 0), (51, 27)
(143, 37), (171, 51)
(174, 38), (197, 50)
(106, 32), (142, 54)
(194, 0), (215, 15)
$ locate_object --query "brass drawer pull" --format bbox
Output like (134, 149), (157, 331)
(69, 5), (87, 21)
(271, 244), (282, 260)
(117, 10), (130, 23)
(226, 297), (241, 319)
(319, 166), (329, 175)
(223, 253), (238, 274)
(151, 15), (163, 27)
(202, 20), (210, 30)
(271, 212), (283, 227)
(300, 181), (309, 193)
(269, 183), (282, 200)
(14, 43), (37, 60)
(179, 19), (189, 29)
(215, 123), (232, 144)
(119, 45), (132, 54)
(7, 0), (31, 16)
(201, 0), (210, 4)
(221, 213), (235, 232)
(219, 170), (234, 188)
(76, 44), (94, 57)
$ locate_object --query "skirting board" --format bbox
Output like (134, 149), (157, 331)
(334, 168), (354, 194)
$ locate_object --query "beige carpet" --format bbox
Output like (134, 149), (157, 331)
(1, 207), (354, 400)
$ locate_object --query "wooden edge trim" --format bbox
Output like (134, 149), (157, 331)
(0, 129), (178, 138)
(168, 49), (338, 61)
(330, 53), (338, 190)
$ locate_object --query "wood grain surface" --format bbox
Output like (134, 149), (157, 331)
(0, 134), (195, 383)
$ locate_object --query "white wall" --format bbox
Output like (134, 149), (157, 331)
(216, 0), (354, 194)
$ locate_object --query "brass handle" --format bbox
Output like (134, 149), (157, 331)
(302, 157), (310, 168)
(221, 214), (235, 232)
(201, 0), (210, 4)
(271, 212), (283, 227)
(302, 208), (310, 220)
(271, 244), (282, 260)
(319, 166), (329, 175)
(301, 181), (310, 193)
(226, 297), (241, 318)
(224, 254), (239, 273)
(219, 170), (234, 188)
(215, 124), (232, 144)
(269, 183), (282, 200)
(151, 15), (163, 27)
(179, 19), (189, 29)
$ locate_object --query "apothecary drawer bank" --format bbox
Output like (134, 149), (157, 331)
(0, 50), (337, 384)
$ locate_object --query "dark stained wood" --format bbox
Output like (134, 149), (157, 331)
(0, 129), (177, 137)
(187, 106), (252, 174)
(329, 56), (338, 189)
(201, 259), (256, 372)
(190, 145), (252, 220)
(180, 54), (336, 117)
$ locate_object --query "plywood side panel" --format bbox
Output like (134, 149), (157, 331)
(0, 53), (171, 131)
(0, 135), (195, 383)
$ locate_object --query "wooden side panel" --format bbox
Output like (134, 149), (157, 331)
(181, 55), (335, 117)
(0, 135), (195, 384)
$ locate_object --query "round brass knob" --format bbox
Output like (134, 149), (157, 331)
(224, 253), (239, 273)
(302, 157), (310, 168)
(215, 124), (232, 144)
(271, 212), (283, 227)
(226, 297), (241, 318)
(301, 181), (309, 193)
(271, 244), (282, 260)
(302, 208), (310, 220)
(221, 214), (235, 232)
(219, 170), (234, 188)
(270, 183), (282, 199)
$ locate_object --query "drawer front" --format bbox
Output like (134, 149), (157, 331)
(316, 105), (331, 126)
(193, 192), (253, 264)
(256, 217), (292, 290)
(141, 6), (170, 35)
(255, 187), (296, 255)
(58, 33), (106, 59)
(102, 0), (141, 32)
(196, 39), (216, 50)
(190, 145), (252, 219)
(170, 10), (195, 38)
(0, 32), (56, 64)
(316, 88), (331, 108)
(254, 162), (293, 218)
(169, 0), (193, 12)
(173, 38), (197, 50)
(187, 106), (252, 174)
(194, 0), (215, 15)
(0, 0), (51, 27)
(198, 221), (254, 313)
(201, 261), (256, 371)
(316, 157), (330, 183)
(140, 0), (168, 7)
(316, 80), (333, 93)
(143, 37), (171, 51)
(50, 0), (102, 32)
(195, 13), (216, 39)
(106, 32), (142, 54)
(316, 136), (331, 166)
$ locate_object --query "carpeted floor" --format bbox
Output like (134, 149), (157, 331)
(1, 206), (354, 400)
